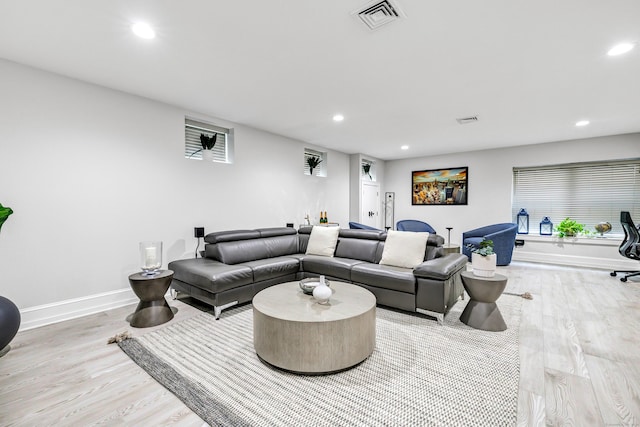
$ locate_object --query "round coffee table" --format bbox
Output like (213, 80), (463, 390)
(253, 281), (376, 374)
(128, 270), (174, 328)
(459, 271), (508, 331)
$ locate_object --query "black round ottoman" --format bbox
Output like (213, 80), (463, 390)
(0, 296), (21, 357)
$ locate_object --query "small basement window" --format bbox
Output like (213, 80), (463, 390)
(362, 158), (376, 181)
(185, 118), (231, 163)
(304, 148), (327, 177)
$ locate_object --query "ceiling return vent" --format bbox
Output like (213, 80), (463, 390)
(354, 0), (404, 30)
(456, 116), (479, 125)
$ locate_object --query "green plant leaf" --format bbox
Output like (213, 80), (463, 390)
(466, 238), (495, 256)
(0, 203), (14, 232)
(554, 217), (585, 237)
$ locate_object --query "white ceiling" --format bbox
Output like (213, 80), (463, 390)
(1, 1), (639, 160)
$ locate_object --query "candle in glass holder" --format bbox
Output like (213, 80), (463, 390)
(145, 247), (157, 268)
(140, 241), (162, 275)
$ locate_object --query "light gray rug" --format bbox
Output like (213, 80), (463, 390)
(119, 296), (522, 427)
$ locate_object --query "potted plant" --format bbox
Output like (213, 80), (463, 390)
(200, 133), (217, 161)
(0, 203), (20, 357)
(555, 218), (584, 237)
(0, 203), (13, 233)
(467, 239), (497, 277)
(307, 156), (322, 176)
(362, 163), (373, 180)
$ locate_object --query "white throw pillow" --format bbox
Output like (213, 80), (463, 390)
(305, 226), (340, 257)
(379, 230), (429, 269)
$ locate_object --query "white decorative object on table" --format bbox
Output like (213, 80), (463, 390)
(312, 275), (332, 304)
(299, 277), (329, 295)
(471, 252), (497, 277)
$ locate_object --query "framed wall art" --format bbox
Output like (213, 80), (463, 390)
(411, 166), (468, 205)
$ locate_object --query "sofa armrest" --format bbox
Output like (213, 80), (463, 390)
(413, 253), (468, 281)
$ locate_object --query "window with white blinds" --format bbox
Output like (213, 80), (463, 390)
(185, 119), (229, 162)
(304, 148), (327, 177)
(512, 159), (640, 235)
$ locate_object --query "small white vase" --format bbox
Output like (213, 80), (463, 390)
(472, 253), (497, 277)
(202, 149), (215, 161)
(313, 276), (332, 304)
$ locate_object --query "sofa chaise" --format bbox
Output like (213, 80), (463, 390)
(168, 226), (468, 323)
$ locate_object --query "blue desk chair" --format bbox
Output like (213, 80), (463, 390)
(396, 220), (436, 234)
(462, 223), (517, 266)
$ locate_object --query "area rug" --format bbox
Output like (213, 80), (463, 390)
(119, 296), (522, 427)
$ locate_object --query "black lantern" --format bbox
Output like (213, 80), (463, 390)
(517, 208), (529, 234)
(539, 217), (553, 235)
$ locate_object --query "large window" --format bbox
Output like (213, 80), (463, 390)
(512, 159), (640, 235)
(184, 118), (230, 163)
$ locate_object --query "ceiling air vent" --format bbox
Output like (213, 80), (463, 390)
(355, 0), (403, 30)
(456, 116), (479, 125)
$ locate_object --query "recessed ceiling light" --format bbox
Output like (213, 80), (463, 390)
(401, 145), (409, 150)
(575, 120), (590, 127)
(332, 114), (344, 122)
(132, 22), (156, 39)
(607, 42), (634, 56)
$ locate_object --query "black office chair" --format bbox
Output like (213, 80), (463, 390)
(611, 211), (640, 282)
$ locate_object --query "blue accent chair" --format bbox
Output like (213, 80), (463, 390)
(396, 220), (437, 234)
(348, 222), (380, 231)
(462, 223), (517, 266)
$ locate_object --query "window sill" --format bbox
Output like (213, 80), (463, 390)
(517, 233), (622, 247)
(513, 232), (635, 270)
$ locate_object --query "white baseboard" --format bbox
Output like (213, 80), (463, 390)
(19, 288), (138, 331)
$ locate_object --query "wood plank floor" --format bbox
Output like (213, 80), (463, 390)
(1, 262), (639, 426)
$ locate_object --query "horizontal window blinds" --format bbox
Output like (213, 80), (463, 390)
(185, 119), (228, 162)
(512, 160), (640, 234)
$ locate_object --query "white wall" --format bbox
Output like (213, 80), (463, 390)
(384, 133), (640, 245)
(0, 59), (350, 324)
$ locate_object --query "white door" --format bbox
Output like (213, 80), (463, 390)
(362, 183), (380, 228)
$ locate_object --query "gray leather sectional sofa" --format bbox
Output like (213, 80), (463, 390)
(168, 226), (468, 323)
